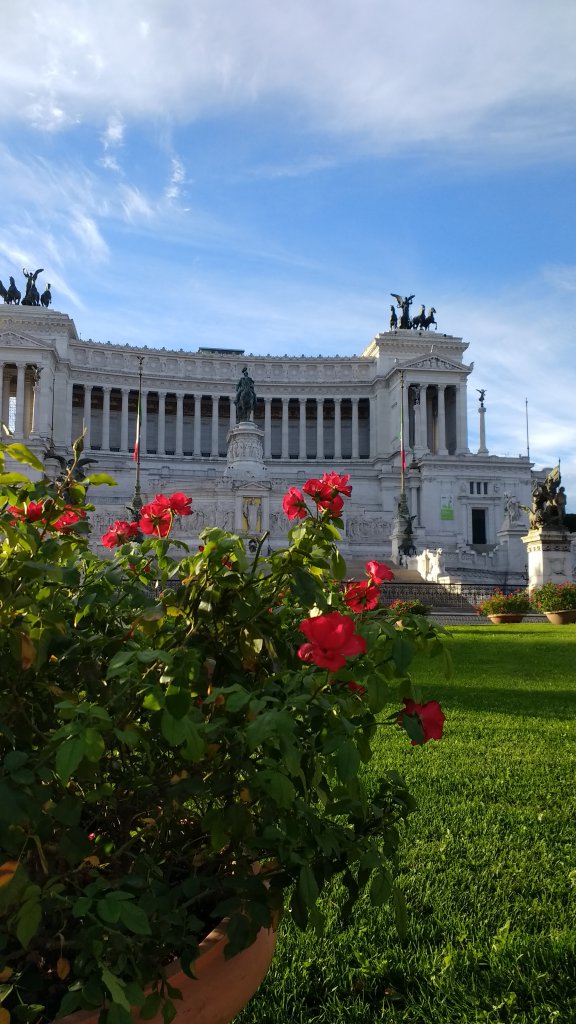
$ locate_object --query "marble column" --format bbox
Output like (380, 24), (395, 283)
(316, 398), (324, 461)
(334, 398), (342, 460)
(102, 387), (111, 450)
(436, 385), (447, 455)
(0, 363), (7, 427)
(455, 383), (470, 454)
(478, 401), (488, 455)
(281, 397), (289, 460)
(230, 397), (237, 430)
(211, 395), (219, 457)
(351, 397), (359, 460)
(157, 392), (166, 456)
(14, 363), (26, 437)
(83, 383), (92, 449)
(121, 389), (129, 452)
(175, 393), (184, 456)
(264, 397), (272, 459)
(193, 394), (202, 457)
(299, 398), (307, 460)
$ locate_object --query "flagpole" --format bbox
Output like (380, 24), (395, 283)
(129, 355), (144, 524)
(525, 398), (530, 462)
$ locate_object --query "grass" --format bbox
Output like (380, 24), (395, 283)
(237, 624), (576, 1024)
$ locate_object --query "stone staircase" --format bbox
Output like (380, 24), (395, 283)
(344, 557), (425, 584)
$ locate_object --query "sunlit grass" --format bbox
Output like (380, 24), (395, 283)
(238, 624), (576, 1024)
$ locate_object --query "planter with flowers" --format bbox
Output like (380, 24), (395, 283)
(383, 598), (430, 622)
(476, 590), (532, 624)
(530, 582), (576, 624)
(0, 444), (447, 1024)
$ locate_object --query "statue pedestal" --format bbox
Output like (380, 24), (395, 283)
(496, 522), (528, 577)
(522, 528), (573, 590)
(224, 421), (268, 483)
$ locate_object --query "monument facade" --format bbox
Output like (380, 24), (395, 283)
(0, 299), (537, 576)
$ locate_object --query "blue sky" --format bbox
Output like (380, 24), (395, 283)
(1, 0), (575, 502)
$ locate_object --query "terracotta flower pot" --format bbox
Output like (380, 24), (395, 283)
(60, 919), (278, 1024)
(487, 613), (525, 624)
(543, 609), (576, 625)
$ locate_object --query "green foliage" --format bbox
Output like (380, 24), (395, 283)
(236, 625), (576, 1023)
(530, 581), (576, 611)
(0, 443), (447, 1024)
(476, 589), (532, 615)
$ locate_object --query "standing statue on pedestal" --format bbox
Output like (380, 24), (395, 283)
(234, 367), (257, 422)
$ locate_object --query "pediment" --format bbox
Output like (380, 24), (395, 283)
(0, 330), (53, 351)
(402, 355), (470, 372)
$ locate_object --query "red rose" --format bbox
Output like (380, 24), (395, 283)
(8, 501), (45, 524)
(282, 487), (308, 520)
(320, 471), (352, 497)
(398, 698), (445, 745)
(365, 560), (395, 584)
(101, 520), (139, 548)
(303, 478), (344, 517)
(167, 492), (192, 516)
(51, 507), (86, 532)
(298, 612), (366, 671)
(139, 499), (173, 538)
(344, 580), (380, 612)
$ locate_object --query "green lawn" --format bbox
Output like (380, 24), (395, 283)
(238, 624), (576, 1024)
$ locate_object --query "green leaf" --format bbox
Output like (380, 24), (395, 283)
(0, 472), (31, 485)
(139, 993), (163, 1020)
(16, 897), (41, 948)
(97, 899), (121, 925)
(101, 968), (130, 1011)
(107, 649), (136, 677)
(84, 473), (117, 486)
(336, 739), (360, 782)
(330, 549), (347, 582)
(3, 444), (44, 472)
(370, 868), (392, 906)
(55, 736), (85, 784)
(82, 727), (106, 763)
(298, 864), (319, 908)
(119, 902), (152, 936)
(252, 769), (296, 809)
(393, 885), (408, 941)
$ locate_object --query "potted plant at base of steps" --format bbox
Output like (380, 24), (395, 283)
(475, 589), (531, 624)
(530, 582), (576, 624)
(0, 444), (447, 1024)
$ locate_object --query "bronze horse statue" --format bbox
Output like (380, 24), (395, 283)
(5, 277), (21, 304)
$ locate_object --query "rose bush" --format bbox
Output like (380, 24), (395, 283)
(529, 582), (576, 612)
(476, 589), (531, 616)
(0, 447), (448, 1024)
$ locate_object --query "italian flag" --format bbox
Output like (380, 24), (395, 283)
(133, 395), (141, 462)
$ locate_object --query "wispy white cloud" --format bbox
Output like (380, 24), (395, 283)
(164, 157), (186, 202)
(1, 0), (575, 159)
(102, 114), (124, 149)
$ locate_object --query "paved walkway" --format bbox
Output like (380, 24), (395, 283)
(429, 612), (546, 626)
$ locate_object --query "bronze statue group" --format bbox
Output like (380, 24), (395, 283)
(390, 294), (436, 331)
(0, 268), (51, 307)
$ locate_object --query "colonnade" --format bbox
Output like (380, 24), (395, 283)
(0, 362), (40, 438)
(72, 386), (371, 460)
(405, 382), (468, 456)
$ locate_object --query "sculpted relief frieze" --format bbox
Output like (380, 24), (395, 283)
(346, 515), (391, 541)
